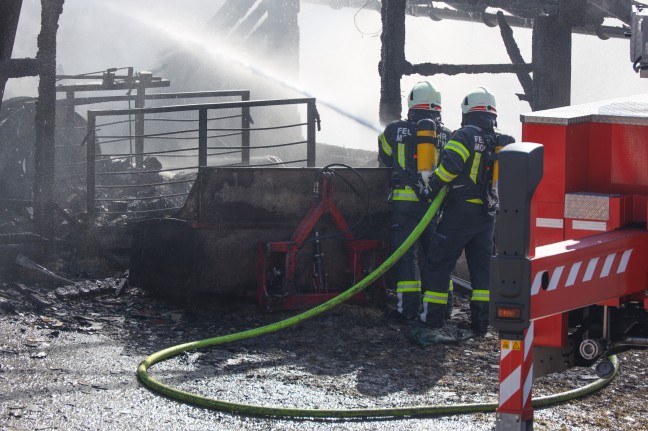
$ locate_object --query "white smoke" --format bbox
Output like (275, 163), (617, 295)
(6, 1), (646, 153)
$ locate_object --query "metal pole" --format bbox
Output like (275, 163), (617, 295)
(306, 101), (316, 167)
(134, 71), (152, 168)
(198, 108), (207, 167)
(241, 92), (251, 166)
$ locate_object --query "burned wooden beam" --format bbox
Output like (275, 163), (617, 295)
(34, 0), (65, 241)
(584, 0), (631, 25)
(405, 3), (628, 38)
(496, 11), (534, 106)
(0, 0), (24, 108)
(0, 58), (40, 78)
(379, 0), (408, 125)
(409, 62), (533, 76)
(0, 0), (23, 58)
(532, 0), (572, 111)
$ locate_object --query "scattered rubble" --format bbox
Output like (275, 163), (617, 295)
(0, 279), (646, 430)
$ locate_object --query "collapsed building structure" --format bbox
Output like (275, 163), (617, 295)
(0, 0), (633, 284)
(2, 2), (648, 429)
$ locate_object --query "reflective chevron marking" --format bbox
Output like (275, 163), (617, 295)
(531, 249), (633, 296)
(498, 321), (534, 410)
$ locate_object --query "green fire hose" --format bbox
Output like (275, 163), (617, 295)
(137, 187), (619, 419)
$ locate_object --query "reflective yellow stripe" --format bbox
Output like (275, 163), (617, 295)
(423, 291), (448, 305)
(397, 281), (421, 288)
(397, 280), (421, 293)
(471, 289), (490, 302)
(392, 188), (418, 201)
(448, 279), (454, 291)
(379, 134), (392, 156)
(397, 143), (405, 168)
(435, 165), (457, 183)
(466, 198), (484, 204)
(470, 152), (481, 183)
(445, 140), (469, 162)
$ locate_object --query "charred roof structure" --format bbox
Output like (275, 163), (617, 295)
(1, 0), (636, 130)
(375, 0), (633, 123)
(167, 0), (634, 123)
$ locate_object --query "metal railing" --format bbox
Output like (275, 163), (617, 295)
(49, 90), (250, 211)
(86, 97), (319, 222)
(59, 90), (251, 168)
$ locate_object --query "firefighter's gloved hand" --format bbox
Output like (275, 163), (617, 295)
(413, 173), (432, 201)
(425, 175), (444, 202)
(495, 133), (515, 147)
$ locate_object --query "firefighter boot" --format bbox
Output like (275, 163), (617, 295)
(470, 301), (489, 335)
(386, 309), (418, 324)
(419, 302), (445, 329)
(388, 284), (422, 323)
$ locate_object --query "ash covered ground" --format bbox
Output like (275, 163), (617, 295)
(1, 279), (647, 431)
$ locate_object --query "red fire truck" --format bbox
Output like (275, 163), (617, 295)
(491, 94), (648, 429)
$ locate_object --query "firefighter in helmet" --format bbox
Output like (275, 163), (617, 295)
(416, 87), (514, 335)
(378, 81), (453, 323)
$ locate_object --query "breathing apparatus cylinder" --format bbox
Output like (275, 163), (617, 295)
(415, 119), (438, 185)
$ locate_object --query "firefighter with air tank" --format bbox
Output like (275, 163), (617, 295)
(413, 87), (515, 337)
(378, 81), (454, 324)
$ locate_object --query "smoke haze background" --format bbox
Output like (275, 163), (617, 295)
(5, 1), (646, 153)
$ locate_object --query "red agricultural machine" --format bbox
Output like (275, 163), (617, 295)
(129, 166), (392, 304)
(491, 95), (648, 430)
(257, 167), (386, 311)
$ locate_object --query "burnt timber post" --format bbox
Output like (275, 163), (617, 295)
(379, 0), (407, 125)
(496, 11), (534, 108)
(0, 0), (25, 109)
(34, 0), (65, 240)
(532, 0), (572, 110)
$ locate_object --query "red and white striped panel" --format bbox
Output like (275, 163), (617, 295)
(498, 321), (534, 416)
(531, 249), (633, 296)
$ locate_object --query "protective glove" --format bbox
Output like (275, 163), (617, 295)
(414, 175), (431, 201)
(413, 173), (440, 202)
(495, 133), (515, 147)
(426, 174), (444, 202)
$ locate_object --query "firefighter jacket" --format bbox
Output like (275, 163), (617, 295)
(378, 111), (451, 205)
(429, 112), (498, 211)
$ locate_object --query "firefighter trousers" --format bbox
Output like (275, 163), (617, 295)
(421, 201), (495, 331)
(390, 202), (453, 319)
(390, 203), (429, 318)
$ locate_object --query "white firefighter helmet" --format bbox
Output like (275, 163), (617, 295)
(407, 81), (442, 112)
(461, 87), (497, 115)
